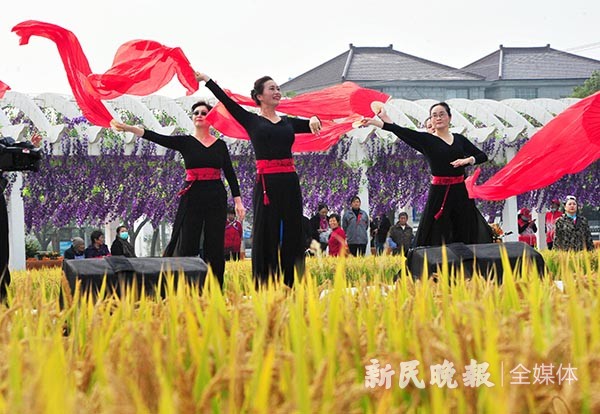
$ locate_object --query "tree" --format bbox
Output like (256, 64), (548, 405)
(571, 70), (600, 98)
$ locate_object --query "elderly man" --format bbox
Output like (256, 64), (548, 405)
(63, 237), (86, 260)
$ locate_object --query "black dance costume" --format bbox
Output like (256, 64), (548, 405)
(382, 123), (493, 247)
(206, 79), (312, 286)
(142, 131), (241, 287)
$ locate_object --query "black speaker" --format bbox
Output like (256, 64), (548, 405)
(405, 242), (545, 283)
(62, 256), (208, 300)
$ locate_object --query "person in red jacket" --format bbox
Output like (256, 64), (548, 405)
(517, 208), (537, 247)
(545, 198), (562, 250)
(328, 213), (347, 257)
(224, 207), (243, 260)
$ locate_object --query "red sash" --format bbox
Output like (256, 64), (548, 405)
(177, 168), (221, 196)
(431, 175), (464, 185)
(431, 175), (465, 220)
(255, 158), (295, 205)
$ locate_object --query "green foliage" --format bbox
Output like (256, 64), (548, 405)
(571, 70), (600, 98)
(24, 237), (41, 258)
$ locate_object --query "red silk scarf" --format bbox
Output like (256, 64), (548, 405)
(12, 20), (198, 127)
(12, 20), (388, 153)
(0, 81), (10, 99)
(466, 91), (600, 200)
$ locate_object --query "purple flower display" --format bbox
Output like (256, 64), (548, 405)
(364, 134), (599, 218)
(21, 128), (184, 243)
(14, 113), (598, 243)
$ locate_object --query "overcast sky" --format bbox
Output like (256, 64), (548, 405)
(1, 0), (599, 98)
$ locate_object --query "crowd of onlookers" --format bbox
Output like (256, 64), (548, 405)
(517, 196), (594, 251)
(303, 196), (415, 258)
(62, 195), (596, 261)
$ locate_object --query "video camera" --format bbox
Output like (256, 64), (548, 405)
(0, 137), (42, 172)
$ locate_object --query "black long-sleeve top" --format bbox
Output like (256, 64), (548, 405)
(205, 79), (311, 160)
(142, 130), (240, 197)
(382, 123), (488, 177)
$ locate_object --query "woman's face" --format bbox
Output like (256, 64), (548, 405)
(425, 119), (435, 134)
(257, 80), (282, 107)
(319, 207), (328, 218)
(565, 200), (578, 215)
(430, 105), (450, 130)
(329, 217), (339, 229)
(192, 105), (210, 127)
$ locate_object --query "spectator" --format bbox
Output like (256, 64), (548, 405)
(342, 196), (369, 256)
(110, 225), (137, 257)
(63, 237), (86, 259)
(328, 214), (347, 257)
(388, 212), (414, 255)
(423, 116), (435, 134)
(224, 207), (243, 260)
(517, 208), (538, 247)
(371, 212), (391, 255)
(545, 198), (562, 250)
(84, 230), (110, 258)
(309, 203), (330, 253)
(554, 196), (593, 251)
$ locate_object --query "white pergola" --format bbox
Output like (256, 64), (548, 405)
(1, 91), (577, 268)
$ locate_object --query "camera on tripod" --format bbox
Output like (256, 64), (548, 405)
(0, 137), (42, 172)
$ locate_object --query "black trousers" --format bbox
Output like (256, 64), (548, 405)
(252, 173), (304, 287)
(0, 193), (10, 300)
(348, 244), (367, 256)
(164, 183), (227, 288)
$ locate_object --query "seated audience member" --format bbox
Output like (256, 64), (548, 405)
(63, 237), (86, 260)
(84, 230), (110, 258)
(328, 213), (347, 257)
(110, 225), (137, 257)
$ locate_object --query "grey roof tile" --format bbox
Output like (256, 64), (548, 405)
(281, 45), (483, 92)
(463, 45), (600, 80)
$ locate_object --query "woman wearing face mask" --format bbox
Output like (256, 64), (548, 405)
(110, 225), (137, 257)
(360, 102), (493, 247)
(194, 72), (322, 287)
(553, 196), (593, 251)
(111, 101), (245, 288)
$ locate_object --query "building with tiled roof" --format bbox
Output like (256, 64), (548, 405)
(462, 44), (600, 99)
(281, 44), (600, 100)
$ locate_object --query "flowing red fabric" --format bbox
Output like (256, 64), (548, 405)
(0, 81), (10, 99)
(227, 82), (389, 119)
(206, 83), (386, 152)
(12, 20), (198, 127)
(87, 39), (198, 99)
(466, 91), (600, 200)
(12, 20), (113, 126)
(206, 101), (358, 152)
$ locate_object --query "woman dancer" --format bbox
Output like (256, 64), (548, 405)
(195, 72), (321, 287)
(361, 102), (493, 247)
(111, 101), (245, 288)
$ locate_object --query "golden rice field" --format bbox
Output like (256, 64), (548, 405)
(1, 250), (599, 413)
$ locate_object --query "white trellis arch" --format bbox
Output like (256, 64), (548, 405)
(0, 91), (583, 268)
